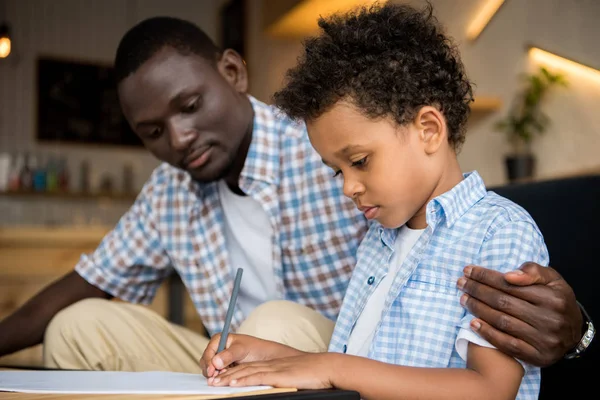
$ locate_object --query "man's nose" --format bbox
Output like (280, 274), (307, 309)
(169, 122), (198, 152)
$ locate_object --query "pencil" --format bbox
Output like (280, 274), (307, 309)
(217, 267), (244, 353)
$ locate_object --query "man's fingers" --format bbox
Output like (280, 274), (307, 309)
(461, 266), (549, 305)
(458, 279), (543, 326)
(462, 293), (543, 348)
(469, 317), (542, 363)
(503, 263), (563, 286)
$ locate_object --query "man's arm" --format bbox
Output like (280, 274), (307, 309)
(0, 271), (111, 358)
(458, 262), (583, 367)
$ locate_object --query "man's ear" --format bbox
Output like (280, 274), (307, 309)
(415, 106), (447, 155)
(216, 49), (248, 93)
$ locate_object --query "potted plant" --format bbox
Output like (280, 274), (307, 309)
(495, 66), (568, 182)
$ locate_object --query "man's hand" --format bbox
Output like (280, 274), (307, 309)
(457, 262), (582, 367)
(199, 333), (303, 378)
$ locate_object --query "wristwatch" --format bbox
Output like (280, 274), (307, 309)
(564, 301), (595, 360)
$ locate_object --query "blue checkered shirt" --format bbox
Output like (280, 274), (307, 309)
(75, 96), (368, 336)
(328, 171), (549, 399)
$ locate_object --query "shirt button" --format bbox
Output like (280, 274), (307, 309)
(367, 276), (375, 285)
(343, 344), (347, 353)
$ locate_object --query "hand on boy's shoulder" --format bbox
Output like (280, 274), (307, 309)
(458, 262), (582, 367)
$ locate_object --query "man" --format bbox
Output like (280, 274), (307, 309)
(0, 17), (589, 372)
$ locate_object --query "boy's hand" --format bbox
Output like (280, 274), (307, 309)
(208, 353), (337, 389)
(199, 333), (303, 378)
(458, 262), (582, 367)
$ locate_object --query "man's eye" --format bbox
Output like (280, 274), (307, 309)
(183, 99), (199, 113)
(147, 128), (162, 138)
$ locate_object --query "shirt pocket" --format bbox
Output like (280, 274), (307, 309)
(374, 272), (465, 367)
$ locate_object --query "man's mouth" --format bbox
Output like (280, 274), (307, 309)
(185, 145), (213, 170)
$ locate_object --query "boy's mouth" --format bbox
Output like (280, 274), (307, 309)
(358, 205), (380, 220)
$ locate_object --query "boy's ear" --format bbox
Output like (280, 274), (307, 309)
(415, 106), (447, 155)
(216, 49), (248, 93)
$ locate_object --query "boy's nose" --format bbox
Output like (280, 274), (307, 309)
(343, 178), (364, 199)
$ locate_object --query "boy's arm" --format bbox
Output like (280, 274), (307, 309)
(330, 344), (522, 400)
(459, 262), (582, 366)
(211, 347), (523, 400)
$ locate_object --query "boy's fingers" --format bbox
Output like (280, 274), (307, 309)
(212, 342), (248, 371)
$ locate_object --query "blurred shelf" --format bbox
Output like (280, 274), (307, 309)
(0, 225), (111, 248)
(471, 96), (502, 112)
(0, 190), (137, 202)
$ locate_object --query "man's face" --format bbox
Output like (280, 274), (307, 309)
(118, 47), (252, 183)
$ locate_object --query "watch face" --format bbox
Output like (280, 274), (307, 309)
(565, 321), (595, 360)
(580, 321), (595, 350)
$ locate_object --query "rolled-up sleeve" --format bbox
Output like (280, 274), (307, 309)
(455, 219), (549, 369)
(75, 176), (173, 304)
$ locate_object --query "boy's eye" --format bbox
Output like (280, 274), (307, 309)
(351, 157), (367, 167)
(333, 170), (342, 178)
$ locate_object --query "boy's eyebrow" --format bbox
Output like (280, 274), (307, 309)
(321, 159), (333, 168)
(335, 144), (363, 157)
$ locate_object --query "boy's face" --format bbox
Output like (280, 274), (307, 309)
(118, 47), (252, 183)
(307, 101), (442, 229)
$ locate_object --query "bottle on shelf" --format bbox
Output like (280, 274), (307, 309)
(46, 156), (58, 192)
(0, 153), (11, 191)
(32, 154), (47, 192)
(8, 153), (24, 191)
(20, 153), (34, 191)
(58, 156), (69, 192)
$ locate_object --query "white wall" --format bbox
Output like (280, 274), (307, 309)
(246, 0), (600, 187)
(0, 0), (229, 225)
(0, 0), (230, 193)
(1, 0), (598, 226)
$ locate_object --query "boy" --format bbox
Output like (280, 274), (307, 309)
(201, 3), (547, 399)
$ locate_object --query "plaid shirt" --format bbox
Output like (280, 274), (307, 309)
(76, 96), (368, 336)
(328, 171), (549, 400)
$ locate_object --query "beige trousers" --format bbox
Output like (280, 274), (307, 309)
(43, 299), (335, 372)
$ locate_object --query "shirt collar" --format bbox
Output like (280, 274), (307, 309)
(238, 95), (283, 190)
(379, 171), (487, 246)
(427, 170), (487, 228)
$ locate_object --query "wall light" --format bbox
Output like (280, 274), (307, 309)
(529, 47), (600, 85)
(267, 0), (377, 39)
(0, 23), (11, 58)
(466, 0), (505, 41)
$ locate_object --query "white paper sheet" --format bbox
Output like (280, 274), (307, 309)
(0, 370), (274, 395)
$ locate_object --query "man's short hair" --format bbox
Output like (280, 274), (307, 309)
(114, 16), (221, 84)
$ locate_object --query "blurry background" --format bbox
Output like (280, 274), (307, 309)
(1, 0), (599, 227)
(0, 0), (599, 366)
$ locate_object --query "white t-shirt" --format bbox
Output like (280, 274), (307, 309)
(346, 225), (425, 357)
(218, 180), (278, 318)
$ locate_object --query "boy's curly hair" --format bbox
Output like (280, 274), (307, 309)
(273, 2), (473, 151)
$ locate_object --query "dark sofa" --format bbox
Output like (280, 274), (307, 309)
(492, 173), (599, 400)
